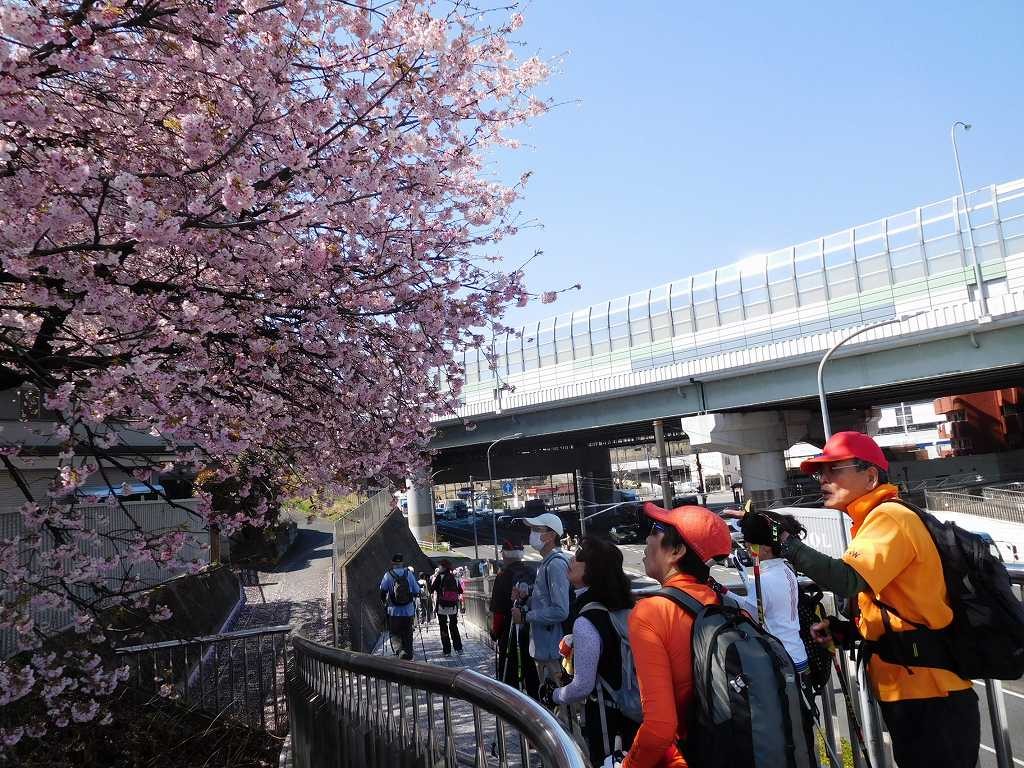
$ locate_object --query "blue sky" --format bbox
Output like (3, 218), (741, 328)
(493, 1), (1024, 330)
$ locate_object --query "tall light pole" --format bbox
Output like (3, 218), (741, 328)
(817, 312), (926, 439)
(487, 432), (523, 560)
(951, 121), (990, 321)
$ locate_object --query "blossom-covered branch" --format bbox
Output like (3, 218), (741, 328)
(0, 0), (550, 741)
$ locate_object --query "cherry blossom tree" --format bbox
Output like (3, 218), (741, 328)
(0, 0), (553, 741)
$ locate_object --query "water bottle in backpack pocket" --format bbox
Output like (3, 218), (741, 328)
(657, 586), (815, 768)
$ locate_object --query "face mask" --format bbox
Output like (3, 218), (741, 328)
(393, 566), (406, 575)
(529, 531), (545, 551)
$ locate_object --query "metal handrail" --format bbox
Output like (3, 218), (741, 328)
(288, 625), (586, 768)
(925, 487), (1024, 526)
(115, 623), (294, 652)
(116, 623), (292, 735)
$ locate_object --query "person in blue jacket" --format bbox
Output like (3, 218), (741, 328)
(379, 553), (421, 660)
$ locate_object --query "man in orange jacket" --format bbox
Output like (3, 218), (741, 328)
(780, 431), (980, 768)
(622, 503), (732, 768)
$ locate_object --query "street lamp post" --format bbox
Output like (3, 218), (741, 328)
(816, 312), (926, 440)
(951, 121), (990, 322)
(487, 432), (523, 561)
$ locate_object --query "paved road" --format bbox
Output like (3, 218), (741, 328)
(234, 515), (334, 644)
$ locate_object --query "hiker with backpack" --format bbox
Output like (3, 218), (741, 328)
(417, 571), (432, 623)
(624, 502), (813, 768)
(725, 507), (835, 698)
(511, 512), (571, 687)
(379, 553), (421, 660)
(490, 541), (539, 697)
(540, 537), (639, 767)
(726, 511), (810, 675)
(430, 559), (464, 656)
(767, 430), (1010, 768)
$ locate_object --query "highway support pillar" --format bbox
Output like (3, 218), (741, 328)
(405, 476), (435, 543)
(680, 410), (816, 509)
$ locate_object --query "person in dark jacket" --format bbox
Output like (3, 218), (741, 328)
(489, 541), (539, 697)
(429, 559), (464, 655)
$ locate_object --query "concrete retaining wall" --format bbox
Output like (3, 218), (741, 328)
(338, 510), (432, 652)
(111, 565), (242, 644)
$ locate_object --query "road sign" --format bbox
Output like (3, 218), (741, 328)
(501, 481), (514, 495)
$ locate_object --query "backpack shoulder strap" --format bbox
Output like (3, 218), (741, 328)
(543, 550), (569, 595)
(579, 601), (608, 614)
(853, 498), (938, 631)
(655, 586), (706, 615)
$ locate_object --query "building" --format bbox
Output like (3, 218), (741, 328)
(870, 400), (949, 460)
(935, 388), (1024, 456)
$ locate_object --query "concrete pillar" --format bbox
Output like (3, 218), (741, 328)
(681, 410), (816, 508)
(738, 450), (788, 508)
(405, 477), (435, 542)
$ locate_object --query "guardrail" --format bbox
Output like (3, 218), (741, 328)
(333, 489), (394, 567)
(925, 488), (1024, 526)
(287, 624), (586, 768)
(115, 624), (292, 735)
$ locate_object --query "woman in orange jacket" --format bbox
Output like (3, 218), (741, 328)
(622, 503), (732, 768)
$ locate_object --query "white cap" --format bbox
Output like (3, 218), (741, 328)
(521, 513), (564, 536)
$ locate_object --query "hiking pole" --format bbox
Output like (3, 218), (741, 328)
(801, 679), (842, 768)
(514, 623), (525, 692)
(500, 623), (516, 685)
(750, 543), (766, 627)
(815, 721), (843, 768)
(417, 616), (428, 661)
(830, 651), (874, 768)
(742, 500), (767, 627)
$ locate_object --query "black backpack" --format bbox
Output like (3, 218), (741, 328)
(657, 587), (814, 768)
(389, 569), (413, 607)
(869, 501), (1024, 681)
(797, 587), (835, 693)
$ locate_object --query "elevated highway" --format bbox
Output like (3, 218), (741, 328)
(432, 178), (1024, 450)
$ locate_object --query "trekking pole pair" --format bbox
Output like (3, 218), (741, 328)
(828, 648), (874, 768)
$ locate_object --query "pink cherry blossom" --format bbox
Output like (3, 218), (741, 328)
(0, 0), (553, 743)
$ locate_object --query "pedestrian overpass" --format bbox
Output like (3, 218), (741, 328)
(432, 177), (1024, 450)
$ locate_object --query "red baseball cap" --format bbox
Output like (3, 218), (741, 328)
(799, 431), (888, 474)
(642, 502), (732, 563)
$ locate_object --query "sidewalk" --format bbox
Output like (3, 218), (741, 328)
(372, 610), (496, 674)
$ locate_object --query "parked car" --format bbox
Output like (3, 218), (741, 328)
(608, 523), (644, 544)
(440, 499), (469, 520)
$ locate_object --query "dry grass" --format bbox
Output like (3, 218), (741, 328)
(6, 688), (281, 768)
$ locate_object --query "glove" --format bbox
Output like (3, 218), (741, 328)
(601, 751), (626, 768)
(738, 511), (782, 550)
(490, 611), (506, 641)
(812, 616), (857, 650)
(538, 681), (557, 710)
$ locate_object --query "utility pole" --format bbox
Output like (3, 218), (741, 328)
(694, 451), (706, 505)
(653, 419), (674, 509)
(469, 475), (478, 561)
